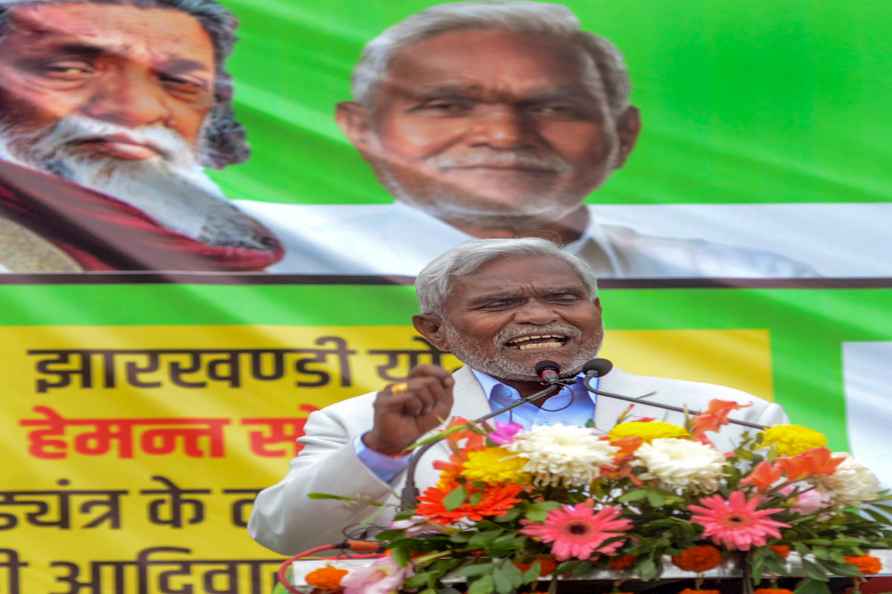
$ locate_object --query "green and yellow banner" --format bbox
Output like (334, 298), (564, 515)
(1, 1), (890, 593)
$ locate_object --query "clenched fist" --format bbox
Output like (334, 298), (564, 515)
(362, 364), (455, 455)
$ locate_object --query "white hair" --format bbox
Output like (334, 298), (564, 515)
(352, 1), (631, 120)
(416, 237), (599, 315)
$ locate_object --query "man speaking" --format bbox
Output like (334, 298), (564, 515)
(249, 238), (789, 555)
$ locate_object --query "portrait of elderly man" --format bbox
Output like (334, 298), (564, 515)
(0, 0), (284, 272)
(249, 237), (789, 555)
(247, 0), (815, 277)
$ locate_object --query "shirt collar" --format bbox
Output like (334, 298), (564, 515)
(470, 367), (592, 403)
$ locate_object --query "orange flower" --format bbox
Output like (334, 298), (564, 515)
(770, 544), (791, 559)
(776, 448), (844, 481)
(444, 417), (486, 451)
(416, 482), (522, 524)
(671, 545), (723, 572)
(844, 555), (882, 575)
(753, 589), (794, 594)
(691, 399), (750, 441)
(607, 554), (637, 570)
(741, 461), (784, 492)
(679, 589), (720, 594)
(609, 435), (644, 459)
(305, 566), (348, 590)
(513, 556), (557, 576)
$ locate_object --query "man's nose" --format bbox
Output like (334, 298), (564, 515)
(82, 67), (169, 128)
(466, 104), (533, 149)
(513, 299), (558, 324)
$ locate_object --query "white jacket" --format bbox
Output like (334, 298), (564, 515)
(248, 365), (788, 555)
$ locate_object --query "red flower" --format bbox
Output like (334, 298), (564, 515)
(513, 556), (557, 576)
(844, 555), (883, 575)
(416, 482), (522, 525)
(607, 554), (637, 570)
(775, 448), (844, 481)
(671, 545), (723, 572)
(741, 461), (784, 492)
(753, 589), (794, 594)
(691, 399), (750, 442)
(770, 544), (791, 559)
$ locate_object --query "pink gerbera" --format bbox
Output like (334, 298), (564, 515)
(689, 490), (790, 551)
(520, 500), (632, 560)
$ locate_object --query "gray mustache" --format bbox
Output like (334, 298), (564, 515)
(429, 150), (570, 172)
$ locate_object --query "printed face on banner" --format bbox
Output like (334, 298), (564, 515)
(338, 29), (638, 228)
(0, 1), (283, 274)
(0, 3), (215, 160)
(415, 255), (604, 381)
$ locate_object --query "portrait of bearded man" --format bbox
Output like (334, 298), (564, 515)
(0, 0), (285, 272)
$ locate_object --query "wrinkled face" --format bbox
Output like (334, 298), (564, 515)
(340, 29), (622, 223)
(0, 3), (215, 162)
(422, 255), (603, 381)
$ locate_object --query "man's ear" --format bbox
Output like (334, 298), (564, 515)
(335, 101), (373, 151)
(413, 314), (450, 352)
(613, 105), (641, 169)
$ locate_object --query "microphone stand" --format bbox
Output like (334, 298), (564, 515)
(582, 372), (767, 431)
(399, 381), (565, 512)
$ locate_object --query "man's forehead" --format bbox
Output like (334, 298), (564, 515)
(449, 255), (588, 298)
(5, 3), (215, 66)
(385, 28), (592, 99)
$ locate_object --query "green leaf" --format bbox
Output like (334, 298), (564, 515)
(800, 559), (829, 582)
(501, 560), (524, 588)
(492, 565), (513, 594)
(271, 581), (289, 594)
(391, 543), (410, 567)
(455, 563), (495, 578)
(524, 501), (561, 522)
(794, 578), (833, 594)
(405, 572), (436, 589)
(468, 491), (483, 506)
(619, 489), (649, 503)
(636, 557), (658, 581)
(468, 529), (504, 550)
(443, 485), (467, 511)
(468, 575), (494, 594)
(646, 490), (665, 507)
(490, 534), (524, 557)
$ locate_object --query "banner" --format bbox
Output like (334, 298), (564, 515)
(1, 1), (890, 593)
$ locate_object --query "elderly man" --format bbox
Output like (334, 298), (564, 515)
(0, 0), (283, 272)
(249, 238), (789, 555)
(247, 0), (815, 277)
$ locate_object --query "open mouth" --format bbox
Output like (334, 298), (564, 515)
(503, 334), (569, 351)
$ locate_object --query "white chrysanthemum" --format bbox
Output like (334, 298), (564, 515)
(506, 424), (618, 488)
(817, 453), (881, 505)
(634, 438), (725, 492)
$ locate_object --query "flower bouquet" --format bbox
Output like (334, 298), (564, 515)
(279, 400), (892, 594)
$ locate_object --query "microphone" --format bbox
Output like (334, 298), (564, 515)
(580, 357), (766, 431)
(534, 360), (561, 384)
(582, 358), (613, 378)
(399, 360), (565, 512)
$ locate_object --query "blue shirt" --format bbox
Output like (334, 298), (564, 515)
(355, 369), (598, 483)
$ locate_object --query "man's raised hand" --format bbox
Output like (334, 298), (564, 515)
(362, 364), (455, 455)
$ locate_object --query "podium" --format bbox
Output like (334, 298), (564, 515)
(289, 551), (892, 593)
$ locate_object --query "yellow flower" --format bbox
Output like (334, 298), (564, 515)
(461, 447), (530, 484)
(759, 424), (827, 456)
(609, 421), (689, 442)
